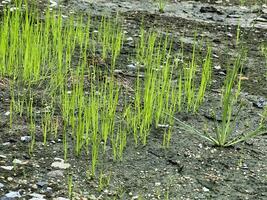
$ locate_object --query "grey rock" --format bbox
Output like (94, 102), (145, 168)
(5, 191), (21, 198)
(37, 181), (48, 188)
(51, 161), (70, 169)
(50, 0), (58, 8)
(1, 166), (13, 171)
(0, 182), (4, 188)
(200, 6), (223, 15)
(0, 155), (7, 159)
(4, 111), (10, 116)
(256, 17), (267, 22)
(47, 170), (64, 177)
(13, 159), (28, 165)
(0, 197), (13, 200)
(127, 64), (136, 70)
(126, 37), (133, 41)
(29, 193), (46, 199)
(29, 198), (46, 200)
(21, 136), (31, 142)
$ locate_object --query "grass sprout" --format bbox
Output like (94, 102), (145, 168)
(157, 0), (166, 13)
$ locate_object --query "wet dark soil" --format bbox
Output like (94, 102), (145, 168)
(0, 0), (267, 199)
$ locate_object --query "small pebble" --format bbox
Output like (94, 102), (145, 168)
(155, 182), (161, 186)
(51, 161), (70, 169)
(5, 191), (21, 198)
(1, 166), (13, 171)
(47, 170), (64, 178)
(21, 136), (31, 142)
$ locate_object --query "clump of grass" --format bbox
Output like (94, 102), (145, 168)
(181, 35), (212, 113)
(193, 45), (212, 112)
(134, 28), (213, 146)
(172, 49), (267, 146)
(0, 0), (126, 174)
(157, 0), (166, 13)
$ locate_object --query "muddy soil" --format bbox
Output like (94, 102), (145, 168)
(0, 0), (267, 199)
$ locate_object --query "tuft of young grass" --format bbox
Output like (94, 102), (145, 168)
(172, 49), (267, 147)
(68, 173), (73, 199)
(193, 45), (212, 112)
(157, 0), (166, 13)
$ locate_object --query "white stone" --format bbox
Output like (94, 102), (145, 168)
(50, 0), (58, 7)
(5, 191), (21, 198)
(51, 161), (70, 169)
(53, 198), (69, 200)
(155, 182), (161, 186)
(214, 65), (221, 70)
(4, 111), (10, 116)
(29, 193), (46, 200)
(47, 170), (64, 177)
(13, 159), (28, 165)
(1, 166), (13, 170)
(0, 155), (7, 159)
(21, 136), (31, 142)
(126, 37), (133, 41)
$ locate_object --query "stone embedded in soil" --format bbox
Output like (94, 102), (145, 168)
(37, 181), (48, 188)
(4, 191), (21, 198)
(51, 161), (70, 169)
(1, 142), (9, 146)
(0, 182), (4, 188)
(47, 170), (64, 177)
(53, 198), (69, 200)
(0, 154), (7, 159)
(29, 193), (46, 199)
(0, 166), (13, 171)
(126, 37), (133, 41)
(50, 0), (58, 8)
(31, 184), (38, 190)
(4, 111), (10, 116)
(21, 136), (31, 143)
(13, 159), (28, 165)
(256, 16), (267, 22)
(214, 65), (221, 70)
(200, 6), (223, 15)
(2, 0), (11, 5)
(127, 64), (136, 70)
(155, 182), (161, 186)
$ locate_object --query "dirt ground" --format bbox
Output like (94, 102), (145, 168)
(0, 0), (267, 199)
